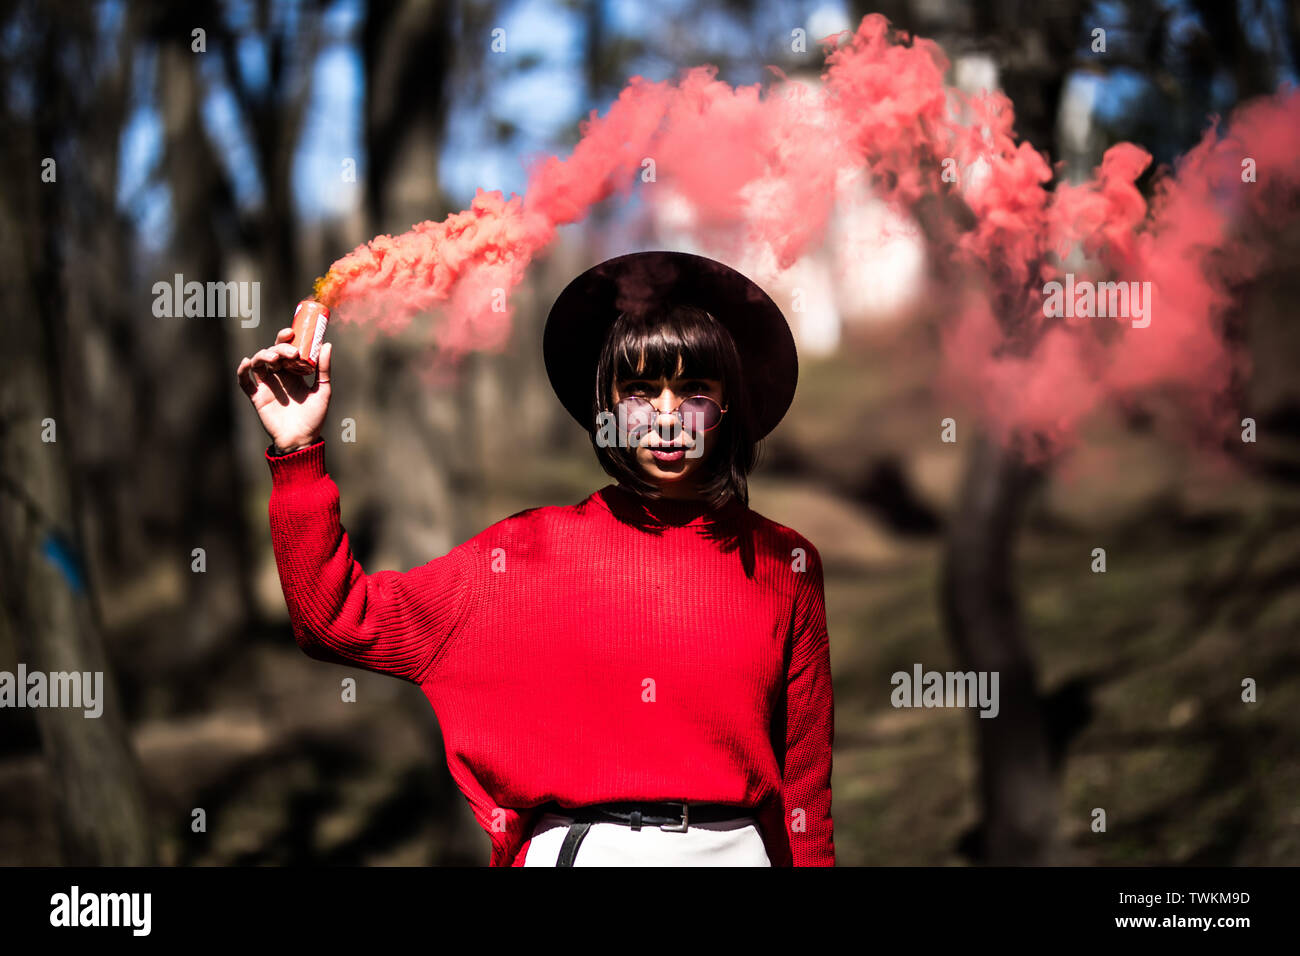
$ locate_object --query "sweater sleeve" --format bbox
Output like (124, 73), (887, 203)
(265, 440), (474, 684)
(774, 541), (835, 866)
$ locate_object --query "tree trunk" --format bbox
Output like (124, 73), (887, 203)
(0, 20), (155, 858)
(849, 0), (1081, 863)
(939, 430), (1057, 863)
(0, 424), (156, 864)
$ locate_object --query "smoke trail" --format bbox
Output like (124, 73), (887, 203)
(311, 77), (676, 344)
(312, 12), (1300, 455)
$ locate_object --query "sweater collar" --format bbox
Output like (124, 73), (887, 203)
(594, 483), (745, 528)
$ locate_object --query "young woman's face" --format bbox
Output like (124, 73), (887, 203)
(612, 371), (725, 493)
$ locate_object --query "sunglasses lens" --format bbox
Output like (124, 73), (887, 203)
(618, 397), (655, 441)
(680, 397), (722, 432)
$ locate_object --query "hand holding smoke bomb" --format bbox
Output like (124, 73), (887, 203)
(235, 300), (333, 454)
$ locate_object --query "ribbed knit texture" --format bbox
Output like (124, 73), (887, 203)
(266, 440), (834, 866)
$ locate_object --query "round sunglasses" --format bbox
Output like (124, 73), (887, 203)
(614, 394), (729, 443)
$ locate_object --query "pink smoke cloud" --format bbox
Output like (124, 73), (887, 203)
(310, 12), (1300, 458)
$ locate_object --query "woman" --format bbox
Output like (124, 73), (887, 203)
(236, 250), (834, 866)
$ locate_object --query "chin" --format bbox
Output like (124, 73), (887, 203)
(638, 457), (695, 482)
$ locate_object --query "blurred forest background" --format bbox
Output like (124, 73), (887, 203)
(2, 0), (1300, 866)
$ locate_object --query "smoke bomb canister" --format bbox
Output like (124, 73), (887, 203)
(291, 300), (329, 369)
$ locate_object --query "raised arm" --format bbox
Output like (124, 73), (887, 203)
(265, 441), (474, 683)
(238, 323), (473, 684)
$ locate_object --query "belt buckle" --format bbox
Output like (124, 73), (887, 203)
(660, 801), (689, 832)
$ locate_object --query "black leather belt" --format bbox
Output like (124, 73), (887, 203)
(535, 800), (756, 867)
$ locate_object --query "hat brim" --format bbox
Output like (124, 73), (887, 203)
(542, 250), (798, 441)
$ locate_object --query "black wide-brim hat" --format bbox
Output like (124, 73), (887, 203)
(542, 250), (798, 441)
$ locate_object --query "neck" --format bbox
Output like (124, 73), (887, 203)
(651, 478), (703, 501)
(604, 481), (740, 527)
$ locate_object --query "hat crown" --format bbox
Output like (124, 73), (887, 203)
(543, 250), (798, 441)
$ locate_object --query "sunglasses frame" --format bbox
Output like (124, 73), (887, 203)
(613, 393), (730, 443)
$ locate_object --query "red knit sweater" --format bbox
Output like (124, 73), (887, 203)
(265, 440), (834, 866)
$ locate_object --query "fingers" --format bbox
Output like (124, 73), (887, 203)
(315, 341), (332, 386)
(237, 346), (298, 393)
(238, 358), (277, 398)
(249, 343), (302, 371)
(237, 331), (310, 397)
(237, 356), (256, 396)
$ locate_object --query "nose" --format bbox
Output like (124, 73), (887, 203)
(652, 389), (683, 434)
(650, 388), (680, 415)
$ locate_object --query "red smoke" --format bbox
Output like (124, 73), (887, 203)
(312, 12), (1300, 456)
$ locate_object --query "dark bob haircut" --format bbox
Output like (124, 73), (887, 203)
(590, 303), (759, 508)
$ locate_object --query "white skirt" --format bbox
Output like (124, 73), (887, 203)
(522, 810), (771, 866)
